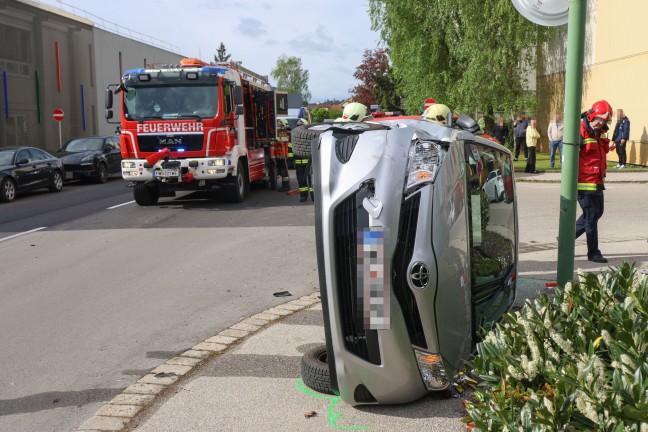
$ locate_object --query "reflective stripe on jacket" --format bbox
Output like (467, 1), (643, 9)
(578, 120), (610, 190)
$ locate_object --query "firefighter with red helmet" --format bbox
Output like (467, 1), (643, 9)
(575, 100), (616, 263)
(294, 118), (313, 202)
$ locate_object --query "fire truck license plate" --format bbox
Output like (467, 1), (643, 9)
(154, 169), (179, 178)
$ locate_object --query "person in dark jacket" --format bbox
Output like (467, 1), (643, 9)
(575, 100), (615, 264)
(492, 117), (509, 146)
(513, 113), (529, 161)
(611, 108), (630, 168)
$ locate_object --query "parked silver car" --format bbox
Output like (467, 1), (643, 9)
(303, 116), (518, 406)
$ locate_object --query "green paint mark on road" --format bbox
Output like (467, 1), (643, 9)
(295, 378), (368, 431)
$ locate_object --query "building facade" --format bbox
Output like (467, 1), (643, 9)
(0, 0), (182, 153)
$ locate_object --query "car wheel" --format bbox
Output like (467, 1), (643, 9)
(95, 163), (108, 184)
(133, 182), (160, 206)
(224, 161), (247, 203)
(291, 124), (335, 158)
(301, 344), (334, 395)
(49, 170), (63, 193)
(0, 177), (16, 203)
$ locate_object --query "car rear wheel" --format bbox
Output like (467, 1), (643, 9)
(95, 163), (108, 184)
(133, 182), (160, 206)
(49, 170), (63, 193)
(0, 178), (16, 203)
(301, 344), (334, 395)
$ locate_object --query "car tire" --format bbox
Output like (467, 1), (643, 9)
(0, 177), (16, 203)
(301, 344), (334, 395)
(291, 124), (333, 158)
(224, 161), (247, 203)
(49, 170), (63, 193)
(96, 163), (108, 184)
(133, 182), (160, 206)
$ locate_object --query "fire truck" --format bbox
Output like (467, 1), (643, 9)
(105, 58), (280, 205)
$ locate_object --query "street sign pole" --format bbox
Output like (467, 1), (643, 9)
(557, 0), (587, 287)
(58, 121), (62, 149)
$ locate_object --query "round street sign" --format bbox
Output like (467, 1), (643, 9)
(511, 0), (569, 27)
(53, 109), (64, 121)
(423, 98), (436, 108)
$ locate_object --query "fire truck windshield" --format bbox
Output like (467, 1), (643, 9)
(123, 85), (218, 120)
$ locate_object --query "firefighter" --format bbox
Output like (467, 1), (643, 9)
(337, 102), (373, 122)
(294, 118), (313, 202)
(275, 118), (291, 192)
(575, 100), (615, 263)
(421, 103), (451, 125)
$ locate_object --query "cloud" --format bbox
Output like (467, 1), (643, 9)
(236, 18), (267, 38)
(289, 25), (334, 54)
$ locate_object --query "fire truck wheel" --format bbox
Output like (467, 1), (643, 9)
(301, 344), (334, 395)
(133, 182), (160, 206)
(225, 161), (247, 203)
(291, 125), (332, 158)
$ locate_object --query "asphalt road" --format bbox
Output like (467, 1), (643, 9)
(0, 177), (318, 432)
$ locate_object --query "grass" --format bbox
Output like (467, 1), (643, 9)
(510, 151), (647, 172)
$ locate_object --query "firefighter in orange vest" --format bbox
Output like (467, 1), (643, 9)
(294, 118), (313, 202)
(275, 118), (291, 192)
(575, 100), (615, 263)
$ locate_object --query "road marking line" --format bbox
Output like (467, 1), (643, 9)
(107, 200), (135, 209)
(0, 226), (47, 243)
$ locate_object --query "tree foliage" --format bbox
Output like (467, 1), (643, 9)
(351, 48), (402, 112)
(311, 108), (343, 123)
(270, 54), (312, 104)
(368, 0), (553, 121)
(214, 42), (231, 63)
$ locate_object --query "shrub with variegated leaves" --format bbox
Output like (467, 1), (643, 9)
(462, 262), (648, 431)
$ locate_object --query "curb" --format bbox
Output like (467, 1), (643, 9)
(76, 293), (321, 432)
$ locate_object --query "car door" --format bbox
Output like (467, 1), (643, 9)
(104, 137), (121, 174)
(29, 148), (58, 187)
(13, 148), (41, 191)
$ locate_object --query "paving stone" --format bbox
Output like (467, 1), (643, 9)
(167, 356), (202, 367)
(290, 299), (318, 307)
(77, 415), (129, 431)
(123, 382), (166, 395)
(275, 302), (305, 311)
(230, 322), (260, 332)
(181, 349), (212, 359)
(265, 307), (293, 316)
(110, 393), (155, 406)
(205, 334), (237, 345)
(251, 312), (282, 321)
(219, 328), (249, 338)
(95, 404), (143, 418)
(138, 373), (178, 386)
(151, 364), (192, 376)
(240, 317), (270, 326)
(193, 342), (228, 352)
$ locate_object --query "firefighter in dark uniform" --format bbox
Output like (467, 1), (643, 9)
(575, 100), (615, 263)
(294, 118), (313, 202)
(275, 118), (291, 192)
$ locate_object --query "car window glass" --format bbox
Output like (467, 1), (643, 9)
(16, 149), (31, 162)
(29, 148), (48, 160)
(64, 138), (105, 152)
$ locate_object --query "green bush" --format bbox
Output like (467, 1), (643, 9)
(463, 262), (648, 431)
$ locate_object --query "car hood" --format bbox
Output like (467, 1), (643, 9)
(58, 151), (99, 163)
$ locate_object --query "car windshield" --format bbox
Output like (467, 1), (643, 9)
(0, 149), (17, 165)
(123, 85), (218, 120)
(63, 138), (105, 152)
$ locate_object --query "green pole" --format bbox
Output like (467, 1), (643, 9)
(557, 0), (587, 287)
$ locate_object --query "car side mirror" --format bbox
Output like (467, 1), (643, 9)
(105, 88), (113, 109)
(233, 85), (243, 105)
(105, 110), (113, 120)
(16, 158), (29, 166)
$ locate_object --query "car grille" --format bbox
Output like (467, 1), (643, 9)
(333, 189), (381, 365)
(136, 134), (204, 152)
(392, 192), (428, 349)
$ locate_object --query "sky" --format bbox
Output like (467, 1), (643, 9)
(36, 0), (383, 103)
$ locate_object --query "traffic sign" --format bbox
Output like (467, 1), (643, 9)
(423, 98), (436, 108)
(53, 109), (64, 121)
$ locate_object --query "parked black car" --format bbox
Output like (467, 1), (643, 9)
(57, 135), (121, 183)
(0, 147), (64, 203)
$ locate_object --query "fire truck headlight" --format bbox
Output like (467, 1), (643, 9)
(122, 161), (136, 169)
(208, 159), (226, 167)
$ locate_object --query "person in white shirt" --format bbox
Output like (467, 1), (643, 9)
(547, 113), (564, 168)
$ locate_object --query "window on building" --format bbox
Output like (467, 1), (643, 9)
(4, 114), (29, 147)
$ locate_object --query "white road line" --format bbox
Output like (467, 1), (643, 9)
(0, 227), (47, 243)
(107, 201), (135, 210)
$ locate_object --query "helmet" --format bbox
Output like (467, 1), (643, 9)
(422, 103), (451, 125)
(277, 118), (288, 129)
(341, 102), (370, 122)
(296, 118), (309, 126)
(587, 100), (613, 122)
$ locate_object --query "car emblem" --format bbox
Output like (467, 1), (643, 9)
(410, 262), (429, 289)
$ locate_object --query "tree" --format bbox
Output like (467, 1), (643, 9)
(368, 0), (552, 125)
(270, 54), (311, 104)
(214, 42), (231, 63)
(351, 48), (401, 112)
(312, 107), (343, 123)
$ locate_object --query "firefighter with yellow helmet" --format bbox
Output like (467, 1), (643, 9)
(421, 103), (451, 125)
(275, 118), (291, 192)
(337, 102), (373, 122)
(294, 117), (313, 202)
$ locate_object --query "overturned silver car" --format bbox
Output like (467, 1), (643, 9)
(304, 116), (518, 406)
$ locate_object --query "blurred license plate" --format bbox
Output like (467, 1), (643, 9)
(357, 227), (390, 330)
(154, 169), (179, 177)
(65, 172), (73, 180)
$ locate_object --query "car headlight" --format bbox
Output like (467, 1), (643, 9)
(208, 159), (226, 166)
(414, 349), (449, 391)
(122, 161), (136, 169)
(81, 155), (94, 163)
(404, 140), (441, 193)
